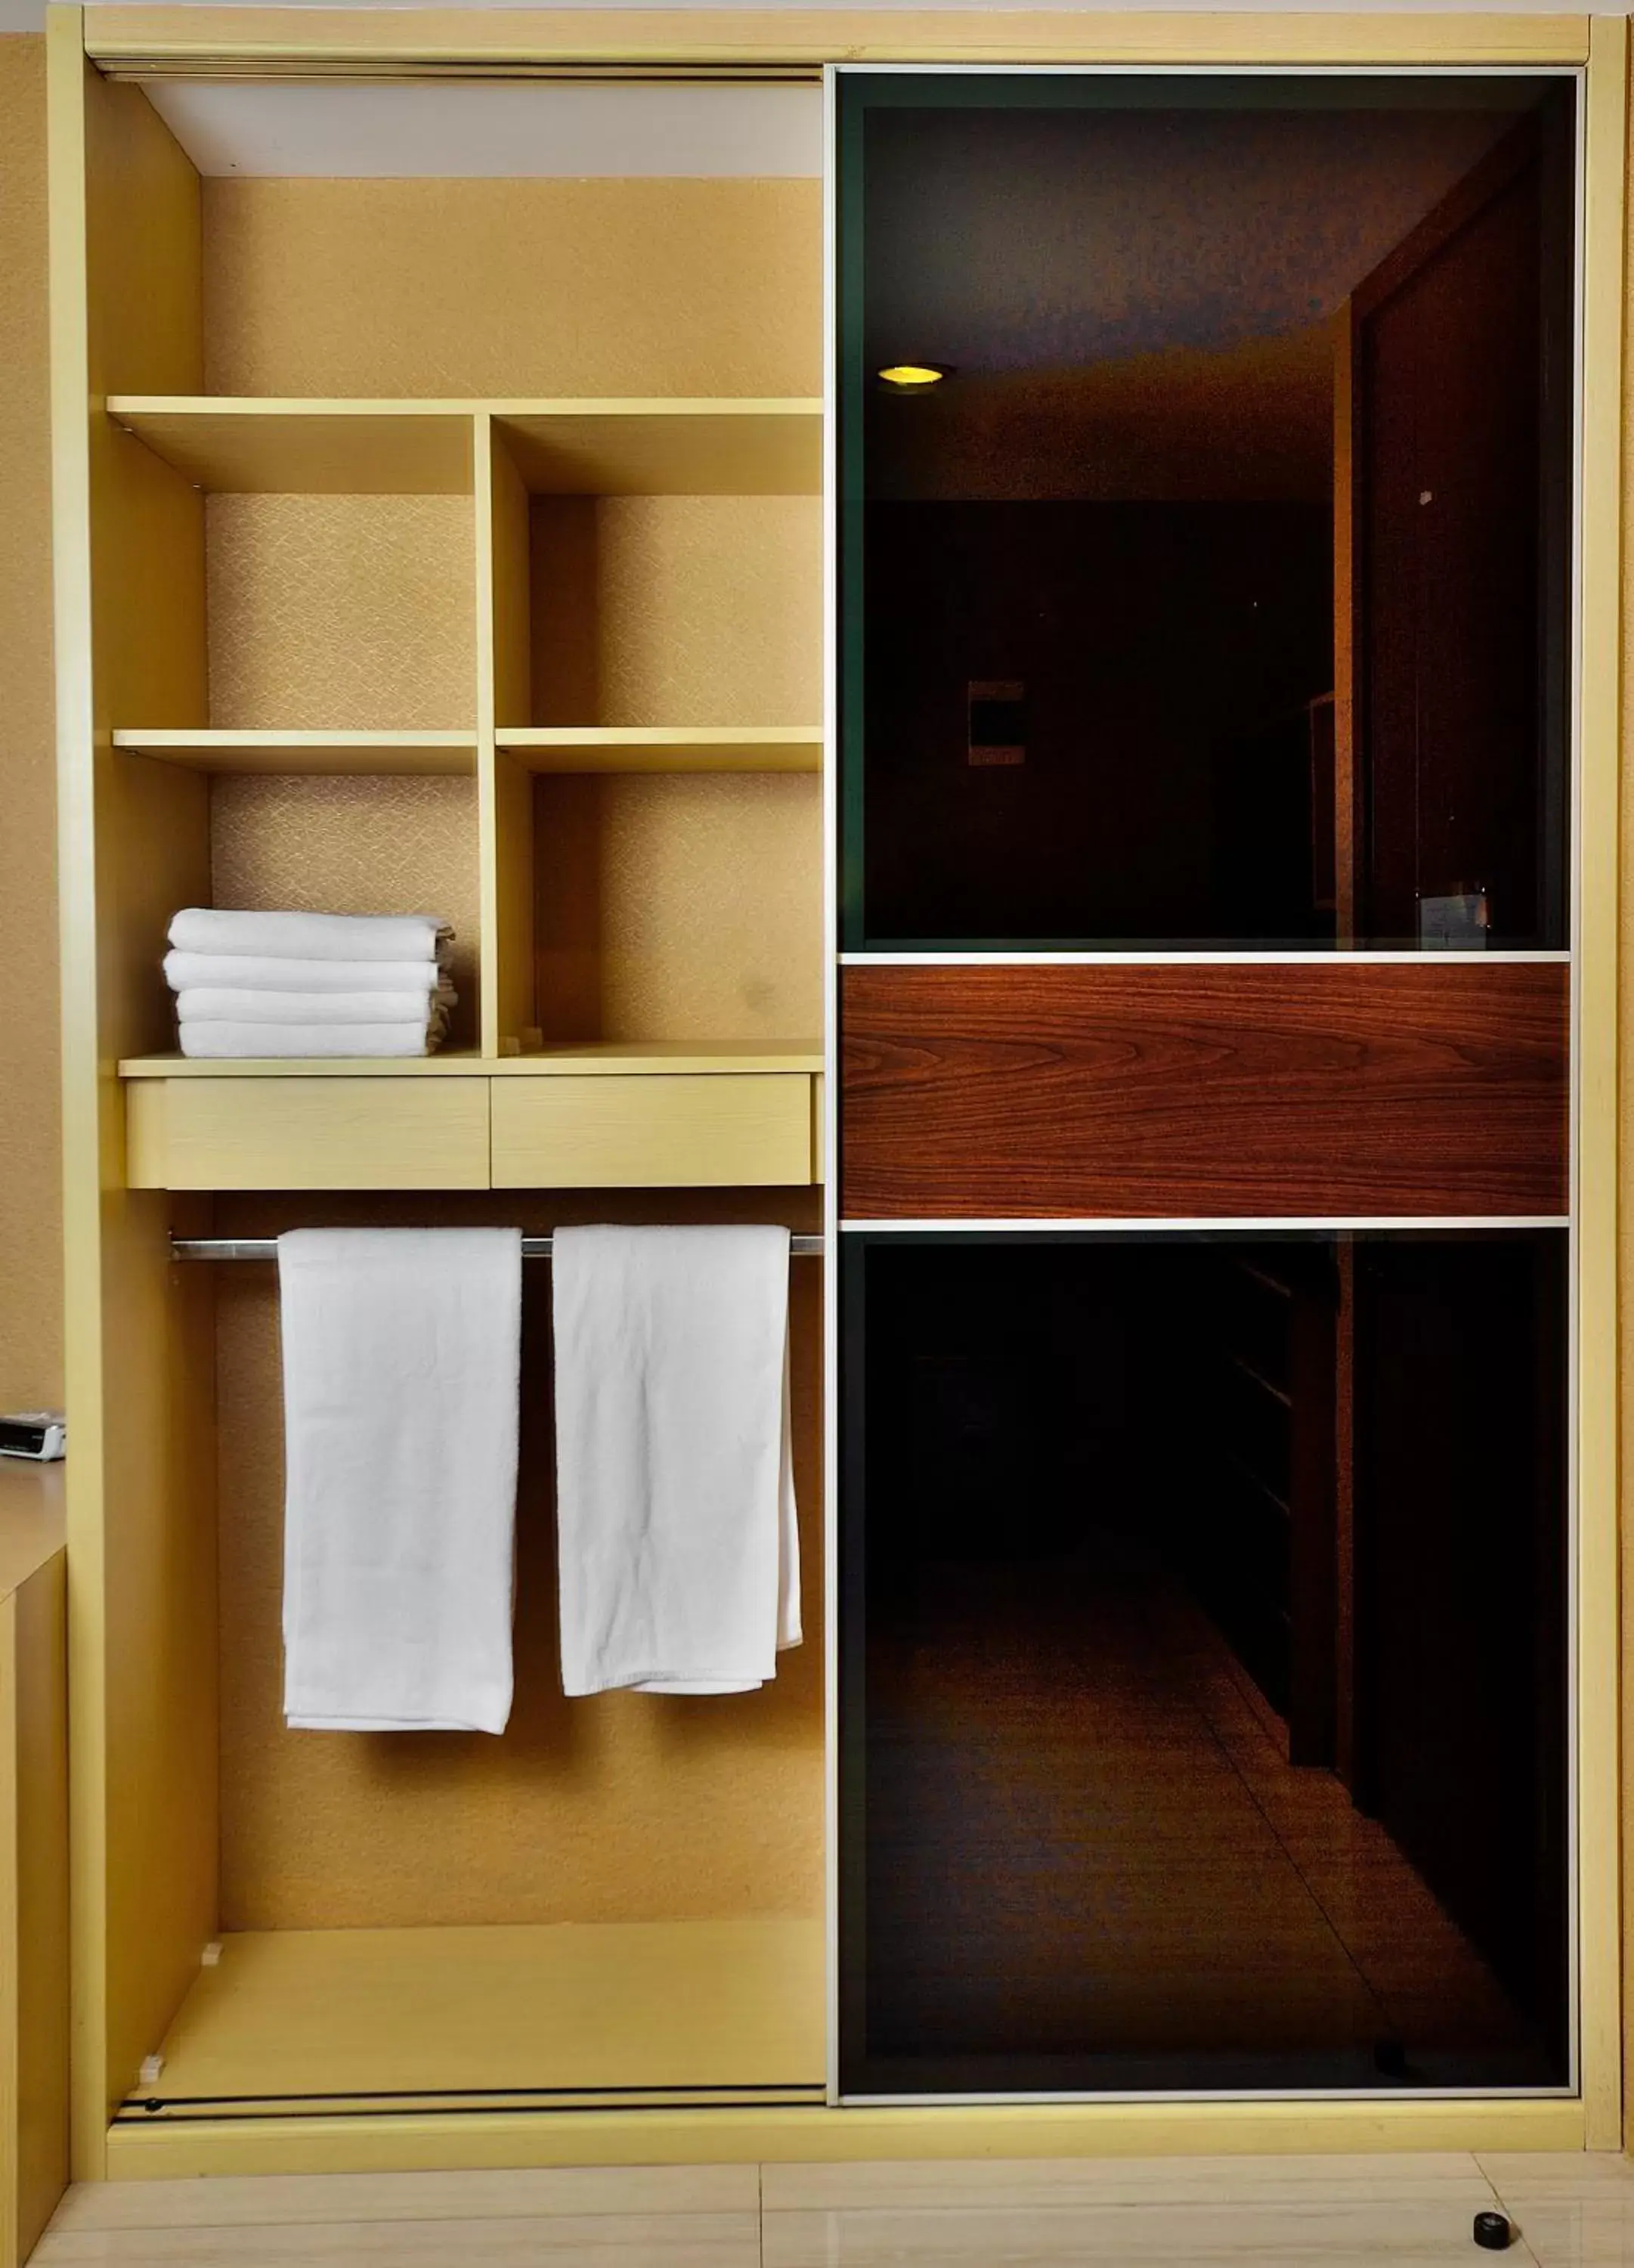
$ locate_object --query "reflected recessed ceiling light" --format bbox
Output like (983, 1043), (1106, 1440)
(877, 363), (949, 390)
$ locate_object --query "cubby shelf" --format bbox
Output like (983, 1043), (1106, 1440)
(497, 727), (822, 773)
(107, 397), (824, 497)
(119, 1043), (824, 1077)
(106, 401), (477, 494)
(494, 403), (822, 496)
(113, 730), (478, 776)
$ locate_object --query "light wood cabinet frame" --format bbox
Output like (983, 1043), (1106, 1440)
(46, 0), (1626, 2182)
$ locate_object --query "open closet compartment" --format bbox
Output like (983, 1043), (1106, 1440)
(91, 411), (485, 1075)
(142, 1182), (827, 2127)
(489, 405), (823, 1016)
(54, 38), (828, 2174)
(482, 401), (825, 1184)
(103, 69), (826, 1194)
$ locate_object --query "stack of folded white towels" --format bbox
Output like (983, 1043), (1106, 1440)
(164, 909), (456, 1059)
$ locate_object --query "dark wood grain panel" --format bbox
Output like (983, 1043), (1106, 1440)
(840, 962), (1567, 1219)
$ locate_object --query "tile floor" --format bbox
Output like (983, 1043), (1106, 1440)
(34, 2152), (1634, 2266)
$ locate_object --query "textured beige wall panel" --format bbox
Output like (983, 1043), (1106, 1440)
(533, 773), (822, 1044)
(203, 178), (822, 400)
(529, 495), (822, 730)
(206, 494), (475, 733)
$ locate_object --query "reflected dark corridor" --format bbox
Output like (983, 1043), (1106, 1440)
(840, 1236), (1568, 2097)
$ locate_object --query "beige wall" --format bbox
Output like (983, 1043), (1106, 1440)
(0, 34), (61, 1415)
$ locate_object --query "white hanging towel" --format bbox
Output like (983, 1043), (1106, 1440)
(278, 1228), (521, 1733)
(552, 1224), (800, 1696)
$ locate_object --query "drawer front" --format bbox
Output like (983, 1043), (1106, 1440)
(126, 1078), (491, 1191)
(841, 962), (1568, 1219)
(492, 1074), (814, 1189)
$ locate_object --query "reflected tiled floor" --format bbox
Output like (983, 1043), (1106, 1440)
(38, 2155), (1634, 2267)
(863, 1549), (1533, 2081)
(1164, 1594), (1535, 2058)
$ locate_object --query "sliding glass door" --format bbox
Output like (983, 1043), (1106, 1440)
(833, 64), (1582, 2103)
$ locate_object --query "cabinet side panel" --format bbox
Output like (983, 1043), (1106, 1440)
(85, 62), (199, 394)
(54, 23), (217, 2161)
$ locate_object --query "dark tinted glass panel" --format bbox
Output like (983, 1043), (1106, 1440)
(839, 1232), (1568, 2094)
(838, 75), (1574, 950)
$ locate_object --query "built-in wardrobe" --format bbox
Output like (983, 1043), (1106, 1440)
(49, 6), (1625, 2183)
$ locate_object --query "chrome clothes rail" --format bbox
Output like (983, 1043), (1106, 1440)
(170, 1234), (826, 1262)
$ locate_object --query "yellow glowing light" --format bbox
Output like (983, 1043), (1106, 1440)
(877, 363), (946, 389)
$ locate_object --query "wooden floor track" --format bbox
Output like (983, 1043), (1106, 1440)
(119, 1920), (826, 2121)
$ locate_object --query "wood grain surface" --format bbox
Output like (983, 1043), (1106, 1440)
(840, 962), (1567, 1219)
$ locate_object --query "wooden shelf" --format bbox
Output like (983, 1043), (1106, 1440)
(107, 398), (823, 498)
(125, 1919), (826, 2112)
(113, 731), (478, 776)
(494, 402), (822, 496)
(121, 1052), (486, 1080)
(119, 1043), (823, 1079)
(498, 727), (822, 773)
(107, 400), (477, 494)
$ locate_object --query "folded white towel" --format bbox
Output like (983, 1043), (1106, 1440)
(279, 1228), (521, 1734)
(177, 988), (451, 1028)
(552, 1225), (800, 1697)
(179, 1020), (441, 1058)
(169, 909), (451, 964)
(165, 950), (449, 995)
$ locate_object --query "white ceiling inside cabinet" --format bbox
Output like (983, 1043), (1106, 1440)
(143, 77), (825, 178)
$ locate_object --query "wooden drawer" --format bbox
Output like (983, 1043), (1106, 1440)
(491, 1073), (814, 1188)
(125, 1077), (491, 1191)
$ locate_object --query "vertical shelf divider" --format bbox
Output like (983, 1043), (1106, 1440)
(475, 411), (536, 1058)
(492, 421), (536, 1054)
(473, 409), (500, 1058)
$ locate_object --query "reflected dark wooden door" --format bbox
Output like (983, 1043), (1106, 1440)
(1351, 111), (1571, 948)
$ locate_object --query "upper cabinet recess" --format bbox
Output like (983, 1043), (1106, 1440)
(838, 73), (1576, 953)
(94, 107), (825, 1102)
